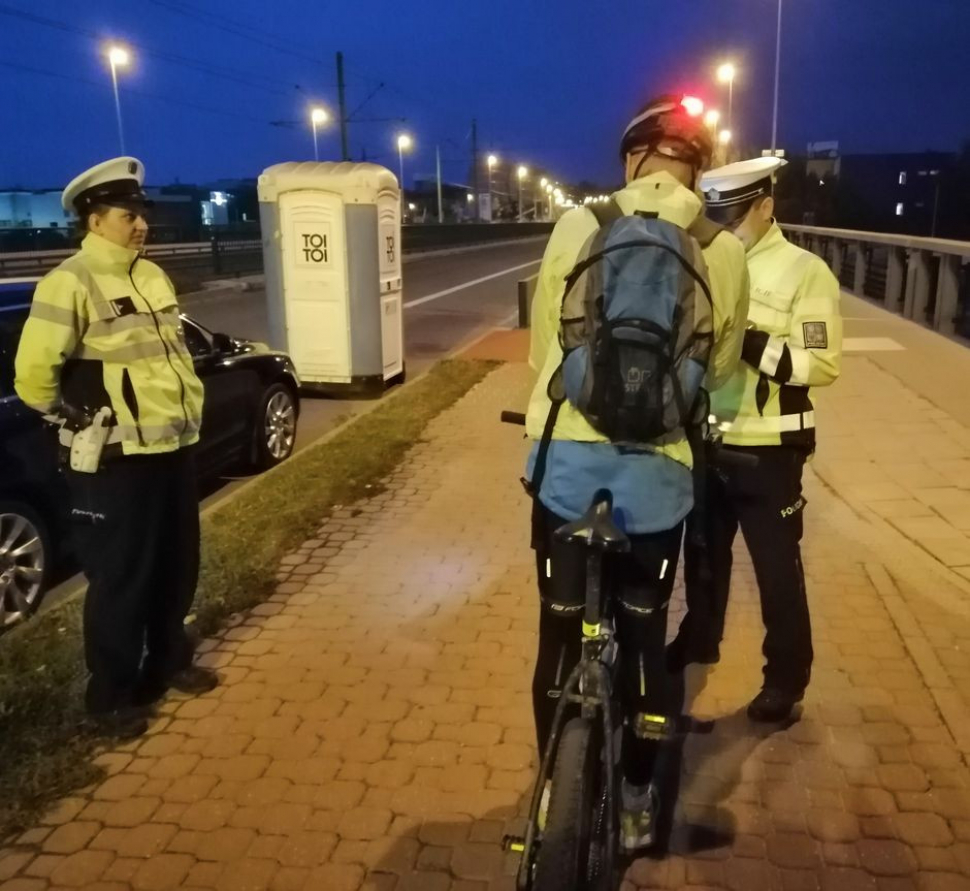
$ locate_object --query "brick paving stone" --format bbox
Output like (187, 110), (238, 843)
(857, 840), (919, 876)
(213, 857), (277, 891)
(48, 850), (114, 887)
(820, 867), (878, 890)
(0, 853), (32, 883)
(129, 853), (194, 891)
(303, 863), (365, 891)
(807, 811), (862, 844)
(41, 823), (100, 855)
(916, 875), (970, 891)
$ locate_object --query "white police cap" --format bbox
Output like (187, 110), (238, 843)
(700, 156), (787, 225)
(62, 156), (151, 214)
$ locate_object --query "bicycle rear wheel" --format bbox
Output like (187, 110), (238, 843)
(532, 717), (606, 891)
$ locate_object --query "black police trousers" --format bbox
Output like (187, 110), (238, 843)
(531, 501), (683, 787)
(67, 448), (199, 715)
(681, 445), (812, 695)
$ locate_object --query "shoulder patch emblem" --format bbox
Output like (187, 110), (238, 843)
(802, 321), (828, 349)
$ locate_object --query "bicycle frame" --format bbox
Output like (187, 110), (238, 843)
(515, 546), (619, 891)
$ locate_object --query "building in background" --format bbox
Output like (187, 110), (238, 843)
(775, 144), (965, 239)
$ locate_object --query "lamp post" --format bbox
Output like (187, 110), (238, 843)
(517, 166), (528, 222)
(716, 62), (736, 132)
(545, 183), (553, 219)
(487, 154), (498, 222)
(310, 107), (328, 162)
(106, 45), (130, 154)
(397, 133), (413, 219)
(771, 0), (783, 155)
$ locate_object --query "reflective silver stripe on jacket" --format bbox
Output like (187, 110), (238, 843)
(720, 410), (816, 435)
(76, 340), (172, 363)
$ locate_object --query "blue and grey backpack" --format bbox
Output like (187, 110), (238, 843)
(531, 199), (720, 495)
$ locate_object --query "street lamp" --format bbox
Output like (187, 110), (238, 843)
(772, 1), (783, 154)
(310, 107), (328, 162)
(517, 165), (528, 222)
(545, 182), (553, 218)
(716, 62), (736, 132)
(718, 130), (733, 146)
(397, 133), (413, 218)
(487, 154), (498, 222)
(106, 44), (130, 154)
(704, 109), (721, 131)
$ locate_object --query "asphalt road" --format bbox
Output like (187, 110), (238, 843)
(182, 239), (545, 457)
(39, 239), (546, 612)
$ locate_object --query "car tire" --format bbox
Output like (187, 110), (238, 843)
(252, 382), (298, 471)
(0, 500), (52, 628)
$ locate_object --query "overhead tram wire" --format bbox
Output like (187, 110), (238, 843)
(145, 0), (323, 66)
(0, 3), (299, 96)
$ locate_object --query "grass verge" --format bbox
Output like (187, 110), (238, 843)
(0, 358), (498, 841)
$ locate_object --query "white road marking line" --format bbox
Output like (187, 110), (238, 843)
(403, 259), (542, 309)
(660, 558), (669, 580)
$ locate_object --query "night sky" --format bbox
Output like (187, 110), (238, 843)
(2, 0), (969, 191)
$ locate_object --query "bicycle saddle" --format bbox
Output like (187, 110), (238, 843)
(554, 489), (631, 553)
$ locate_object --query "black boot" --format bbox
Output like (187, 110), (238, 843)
(747, 687), (803, 723)
(90, 707), (150, 740)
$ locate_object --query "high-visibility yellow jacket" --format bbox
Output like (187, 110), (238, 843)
(526, 171), (750, 469)
(712, 223), (842, 449)
(14, 232), (204, 455)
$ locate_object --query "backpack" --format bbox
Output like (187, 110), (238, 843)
(530, 199), (721, 498)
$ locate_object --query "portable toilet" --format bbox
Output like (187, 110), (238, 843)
(257, 162), (404, 396)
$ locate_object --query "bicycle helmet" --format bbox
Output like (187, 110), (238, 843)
(619, 94), (714, 179)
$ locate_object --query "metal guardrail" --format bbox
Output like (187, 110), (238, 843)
(781, 224), (970, 338)
(0, 223), (555, 282)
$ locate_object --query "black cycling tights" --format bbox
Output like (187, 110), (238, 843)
(531, 503), (684, 787)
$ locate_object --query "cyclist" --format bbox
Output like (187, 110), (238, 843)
(525, 93), (750, 850)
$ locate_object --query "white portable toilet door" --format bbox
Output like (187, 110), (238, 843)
(279, 190), (351, 383)
(377, 194), (404, 379)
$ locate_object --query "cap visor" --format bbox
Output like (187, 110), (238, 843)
(705, 201), (751, 227)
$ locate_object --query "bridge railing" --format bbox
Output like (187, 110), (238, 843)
(780, 223), (970, 339)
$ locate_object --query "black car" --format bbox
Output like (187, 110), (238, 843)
(0, 277), (300, 627)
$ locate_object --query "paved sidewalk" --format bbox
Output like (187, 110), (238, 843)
(2, 321), (970, 890)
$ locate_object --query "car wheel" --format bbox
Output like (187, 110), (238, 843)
(253, 383), (297, 470)
(0, 501), (51, 628)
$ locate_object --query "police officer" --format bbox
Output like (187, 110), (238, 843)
(527, 95), (749, 849)
(668, 157), (843, 723)
(15, 157), (216, 739)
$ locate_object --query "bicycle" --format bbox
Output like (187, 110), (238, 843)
(499, 409), (701, 891)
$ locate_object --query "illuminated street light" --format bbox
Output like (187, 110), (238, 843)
(106, 44), (131, 154)
(718, 129), (733, 145)
(310, 106), (329, 161)
(704, 109), (721, 130)
(485, 154), (499, 222)
(517, 166), (528, 222)
(396, 133), (413, 218)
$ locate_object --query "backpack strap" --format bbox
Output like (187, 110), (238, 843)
(587, 197), (624, 228)
(526, 388), (563, 499)
(687, 214), (727, 249)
